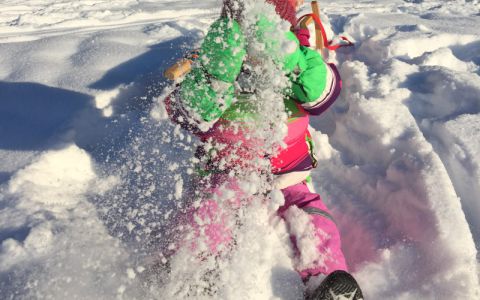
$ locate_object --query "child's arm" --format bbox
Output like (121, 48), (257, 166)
(290, 46), (342, 115)
(288, 27), (342, 115)
(179, 18), (246, 123)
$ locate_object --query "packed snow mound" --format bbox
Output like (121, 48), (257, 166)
(8, 145), (95, 207)
(310, 3), (480, 298)
(0, 145), (136, 299)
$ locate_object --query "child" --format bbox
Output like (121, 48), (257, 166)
(165, 0), (363, 298)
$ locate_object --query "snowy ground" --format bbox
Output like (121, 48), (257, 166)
(1, 0), (479, 299)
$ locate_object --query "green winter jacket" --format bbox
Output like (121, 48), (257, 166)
(180, 17), (329, 123)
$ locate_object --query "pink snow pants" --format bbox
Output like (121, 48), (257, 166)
(278, 182), (348, 278)
(185, 180), (348, 279)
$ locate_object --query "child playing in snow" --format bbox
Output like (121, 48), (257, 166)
(165, 0), (363, 298)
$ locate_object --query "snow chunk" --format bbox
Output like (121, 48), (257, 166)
(390, 33), (477, 59)
(23, 223), (54, 255)
(284, 206), (324, 271)
(340, 61), (371, 94)
(8, 145), (96, 209)
(95, 89), (119, 109)
(269, 189), (285, 212)
(0, 239), (27, 271)
(126, 268), (136, 280)
(419, 47), (479, 73)
(310, 128), (334, 161)
(175, 178), (183, 200)
(94, 88), (120, 117)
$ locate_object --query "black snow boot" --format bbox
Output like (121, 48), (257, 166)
(306, 270), (364, 300)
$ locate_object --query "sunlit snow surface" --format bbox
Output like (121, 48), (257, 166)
(1, 0), (480, 299)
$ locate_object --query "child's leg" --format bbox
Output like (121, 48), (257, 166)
(186, 199), (232, 254)
(181, 175), (243, 256)
(278, 182), (348, 280)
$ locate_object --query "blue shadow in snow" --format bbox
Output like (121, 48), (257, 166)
(89, 23), (202, 91)
(78, 25), (203, 161)
(0, 172), (10, 184)
(270, 266), (304, 300)
(450, 40), (480, 70)
(0, 227), (31, 244)
(79, 24), (204, 254)
(0, 81), (94, 151)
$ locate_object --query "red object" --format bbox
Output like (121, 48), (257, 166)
(270, 104), (312, 174)
(267, 0), (298, 26)
(294, 28), (311, 47)
(298, 13), (354, 51)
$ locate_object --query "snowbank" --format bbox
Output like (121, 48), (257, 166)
(309, 3), (480, 298)
(0, 145), (139, 299)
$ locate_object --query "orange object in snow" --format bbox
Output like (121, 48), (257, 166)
(163, 58), (193, 81)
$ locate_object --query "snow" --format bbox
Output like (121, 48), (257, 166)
(284, 206), (324, 271)
(1, 0), (480, 299)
